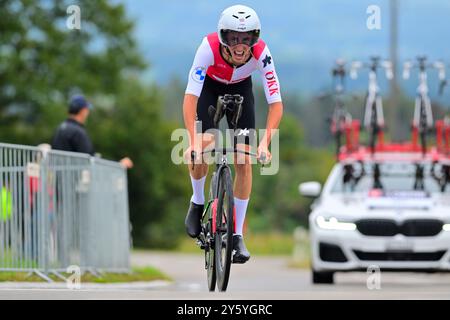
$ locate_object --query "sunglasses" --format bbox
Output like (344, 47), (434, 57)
(221, 30), (260, 47)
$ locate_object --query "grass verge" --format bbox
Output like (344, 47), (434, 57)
(0, 266), (171, 283)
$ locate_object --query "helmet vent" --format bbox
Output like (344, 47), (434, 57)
(246, 15), (251, 19)
(238, 11), (245, 14)
(232, 15), (239, 19)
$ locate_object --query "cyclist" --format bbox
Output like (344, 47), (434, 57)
(183, 5), (283, 263)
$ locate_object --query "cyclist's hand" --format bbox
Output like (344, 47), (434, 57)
(257, 145), (271, 164)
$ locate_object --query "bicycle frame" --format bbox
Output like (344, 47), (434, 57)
(329, 60), (352, 155)
(204, 148), (255, 199)
(363, 69), (385, 129)
(404, 57), (446, 130)
(351, 57), (391, 130)
(413, 68), (433, 129)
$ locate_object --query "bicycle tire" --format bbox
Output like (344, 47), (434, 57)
(419, 100), (427, 154)
(335, 127), (341, 156)
(214, 167), (234, 292)
(206, 174), (217, 291)
(370, 102), (378, 153)
(205, 215), (216, 291)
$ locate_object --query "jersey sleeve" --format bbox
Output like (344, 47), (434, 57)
(257, 45), (282, 104)
(185, 37), (214, 97)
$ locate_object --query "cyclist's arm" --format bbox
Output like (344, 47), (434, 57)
(261, 101), (283, 148)
(183, 94), (198, 145)
(256, 44), (283, 148)
(256, 44), (282, 105)
(184, 37), (214, 143)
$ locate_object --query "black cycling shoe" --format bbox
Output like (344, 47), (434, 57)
(232, 235), (250, 264)
(185, 202), (204, 238)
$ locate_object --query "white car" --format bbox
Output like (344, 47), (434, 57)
(300, 155), (450, 284)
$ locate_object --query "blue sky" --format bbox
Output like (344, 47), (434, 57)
(119, 0), (450, 97)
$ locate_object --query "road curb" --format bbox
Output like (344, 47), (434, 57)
(0, 280), (172, 290)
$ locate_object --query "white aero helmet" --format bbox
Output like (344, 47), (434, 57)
(218, 5), (261, 47)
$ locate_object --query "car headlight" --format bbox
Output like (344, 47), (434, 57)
(443, 224), (450, 231)
(316, 216), (356, 231)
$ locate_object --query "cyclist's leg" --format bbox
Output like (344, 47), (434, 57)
(188, 134), (214, 201)
(233, 143), (252, 228)
(185, 134), (214, 238)
(188, 76), (218, 184)
(226, 77), (255, 231)
(226, 77), (255, 262)
(185, 76), (218, 238)
(189, 75), (219, 200)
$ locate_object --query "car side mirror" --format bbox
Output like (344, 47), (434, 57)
(299, 181), (322, 198)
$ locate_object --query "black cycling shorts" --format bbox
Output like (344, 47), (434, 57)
(196, 74), (255, 145)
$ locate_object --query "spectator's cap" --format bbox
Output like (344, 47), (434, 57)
(68, 95), (92, 114)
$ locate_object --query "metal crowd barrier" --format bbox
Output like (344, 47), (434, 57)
(0, 143), (130, 279)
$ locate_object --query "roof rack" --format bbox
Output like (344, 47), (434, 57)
(336, 117), (450, 165)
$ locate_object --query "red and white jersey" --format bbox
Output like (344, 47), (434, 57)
(185, 32), (282, 104)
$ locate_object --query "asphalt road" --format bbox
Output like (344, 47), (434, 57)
(1, 251), (450, 299)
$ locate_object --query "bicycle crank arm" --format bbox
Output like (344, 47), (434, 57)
(196, 238), (206, 249)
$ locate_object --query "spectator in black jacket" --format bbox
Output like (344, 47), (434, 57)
(52, 95), (133, 168)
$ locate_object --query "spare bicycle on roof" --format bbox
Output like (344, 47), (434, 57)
(320, 59), (355, 157)
(326, 56), (450, 193)
(350, 56), (393, 154)
(403, 56), (447, 155)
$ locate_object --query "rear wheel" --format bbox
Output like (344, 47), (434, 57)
(214, 168), (234, 292)
(312, 270), (335, 284)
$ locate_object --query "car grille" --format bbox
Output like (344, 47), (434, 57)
(356, 219), (443, 237)
(401, 220), (443, 237)
(353, 250), (446, 262)
(356, 219), (398, 236)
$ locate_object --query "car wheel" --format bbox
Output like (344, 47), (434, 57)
(312, 269), (334, 284)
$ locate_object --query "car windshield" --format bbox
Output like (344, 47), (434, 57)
(331, 162), (450, 194)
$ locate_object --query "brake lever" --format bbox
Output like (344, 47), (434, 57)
(259, 152), (267, 168)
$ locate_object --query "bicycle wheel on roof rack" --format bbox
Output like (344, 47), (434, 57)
(419, 100), (428, 155)
(370, 102), (378, 154)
